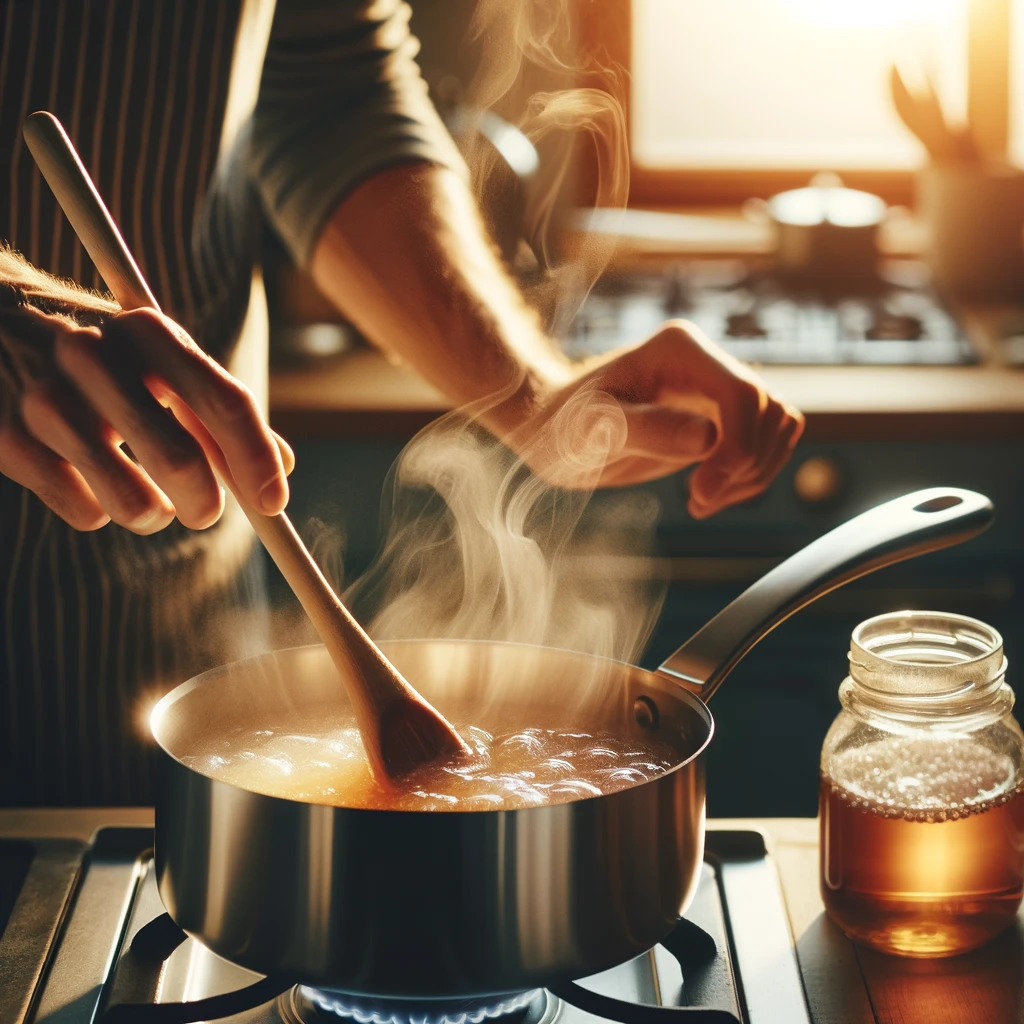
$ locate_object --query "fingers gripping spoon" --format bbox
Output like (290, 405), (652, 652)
(23, 110), (470, 782)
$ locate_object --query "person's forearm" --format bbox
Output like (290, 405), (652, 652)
(309, 163), (573, 431)
(307, 162), (802, 506)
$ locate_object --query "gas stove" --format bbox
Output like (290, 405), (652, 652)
(564, 260), (975, 365)
(0, 828), (809, 1024)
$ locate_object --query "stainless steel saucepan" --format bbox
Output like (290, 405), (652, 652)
(150, 487), (992, 1000)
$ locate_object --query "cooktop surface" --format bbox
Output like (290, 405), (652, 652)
(563, 260), (975, 365)
(0, 828), (809, 1024)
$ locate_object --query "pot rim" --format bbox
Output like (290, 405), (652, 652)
(150, 638), (715, 817)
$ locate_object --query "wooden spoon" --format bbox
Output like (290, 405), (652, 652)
(22, 110), (470, 782)
(890, 63), (979, 164)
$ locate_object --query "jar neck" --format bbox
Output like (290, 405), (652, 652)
(842, 611), (1011, 726)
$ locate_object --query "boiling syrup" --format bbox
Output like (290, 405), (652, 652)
(820, 737), (1024, 957)
(182, 712), (681, 811)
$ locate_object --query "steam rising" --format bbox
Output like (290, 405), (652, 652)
(463, 0), (629, 334)
(347, 389), (665, 670)
(337, 1), (660, 675)
(279, 3), (661, 695)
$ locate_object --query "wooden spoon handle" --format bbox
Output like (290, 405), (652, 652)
(254, 508), (404, 705)
(23, 112), (158, 309)
(23, 110), (400, 703)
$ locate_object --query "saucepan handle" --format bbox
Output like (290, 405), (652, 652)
(657, 487), (993, 700)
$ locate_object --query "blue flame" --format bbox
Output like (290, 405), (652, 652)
(302, 988), (542, 1024)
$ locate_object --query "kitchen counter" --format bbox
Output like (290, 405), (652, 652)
(5, 810), (1020, 1022)
(268, 214), (1024, 444)
(269, 318), (1024, 444)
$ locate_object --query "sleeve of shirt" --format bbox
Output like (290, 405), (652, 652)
(249, 0), (468, 268)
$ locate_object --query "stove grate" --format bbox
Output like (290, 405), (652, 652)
(7, 828), (810, 1024)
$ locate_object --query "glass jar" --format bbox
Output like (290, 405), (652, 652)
(819, 611), (1024, 958)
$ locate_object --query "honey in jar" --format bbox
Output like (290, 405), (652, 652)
(819, 612), (1024, 957)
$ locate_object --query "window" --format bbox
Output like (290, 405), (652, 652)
(603, 0), (1021, 203)
(633, 0), (965, 170)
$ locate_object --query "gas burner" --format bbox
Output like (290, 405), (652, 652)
(865, 313), (924, 341)
(724, 312), (768, 338)
(662, 266), (691, 315)
(294, 989), (546, 1024)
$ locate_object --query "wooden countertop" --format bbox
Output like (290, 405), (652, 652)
(269, 346), (1024, 442)
(269, 287), (1024, 443)
(5, 810), (1022, 1022)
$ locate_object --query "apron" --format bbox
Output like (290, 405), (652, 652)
(0, 0), (274, 805)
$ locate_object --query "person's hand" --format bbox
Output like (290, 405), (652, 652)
(0, 307), (293, 533)
(503, 320), (804, 517)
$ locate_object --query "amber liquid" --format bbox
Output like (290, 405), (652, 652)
(820, 774), (1024, 956)
(181, 709), (682, 811)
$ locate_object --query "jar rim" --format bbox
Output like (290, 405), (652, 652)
(852, 610), (1003, 666)
(849, 610), (1005, 703)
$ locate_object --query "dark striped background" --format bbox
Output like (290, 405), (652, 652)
(0, 0), (256, 806)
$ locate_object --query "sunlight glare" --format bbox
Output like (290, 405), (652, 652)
(141, 689), (166, 744)
(632, 0), (969, 170)
(777, 0), (960, 29)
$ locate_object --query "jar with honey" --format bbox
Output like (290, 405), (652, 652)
(820, 611), (1024, 957)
